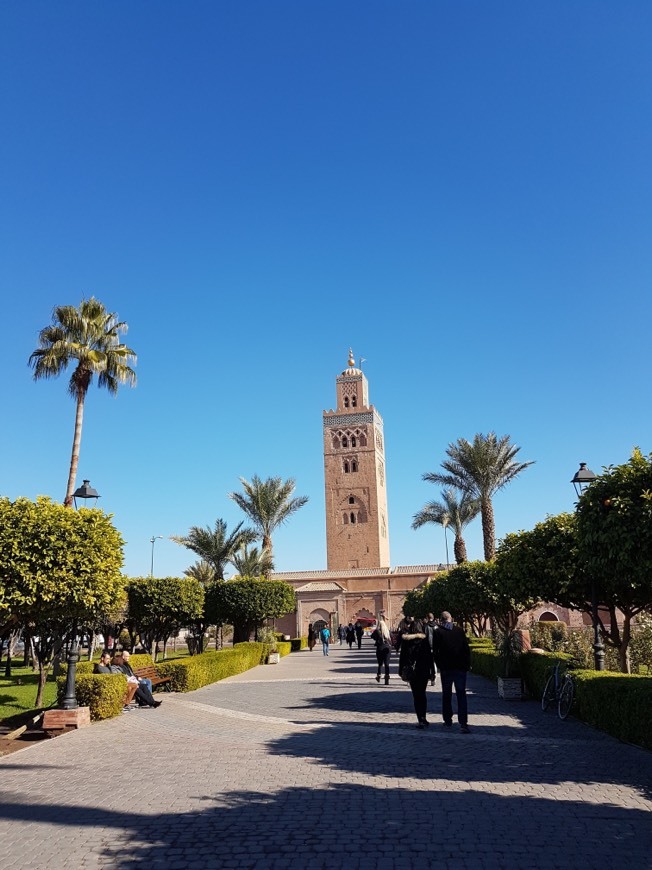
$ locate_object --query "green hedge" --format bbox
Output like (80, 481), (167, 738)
(156, 644), (263, 692)
(291, 636), (308, 651)
(56, 673), (127, 721)
(469, 647), (502, 681)
(60, 652), (156, 677)
(573, 670), (652, 750)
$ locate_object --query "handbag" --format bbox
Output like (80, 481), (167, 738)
(400, 660), (416, 682)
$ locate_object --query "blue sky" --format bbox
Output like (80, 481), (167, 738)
(1, 2), (651, 578)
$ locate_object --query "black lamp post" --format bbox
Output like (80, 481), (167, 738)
(570, 462), (605, 671)
(64, 479), (100, 709)
(72, 479), (100, 509)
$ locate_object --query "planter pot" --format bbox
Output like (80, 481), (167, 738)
(267, 652), (280, 665)
(497, 676), (522, 700)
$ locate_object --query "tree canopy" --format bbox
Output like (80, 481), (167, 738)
(205, 577), (295, 643)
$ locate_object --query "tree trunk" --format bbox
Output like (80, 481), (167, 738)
(618, 614), (632, 674)
(64, 392), (85, 506)
(35, 664), (50, 708)
(481, 497), (496, 561)
(453, 533), (467, 564)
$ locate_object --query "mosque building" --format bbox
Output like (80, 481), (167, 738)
(274, 351), (442, 636)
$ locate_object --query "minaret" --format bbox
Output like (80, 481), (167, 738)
(323, 350), (390, 570)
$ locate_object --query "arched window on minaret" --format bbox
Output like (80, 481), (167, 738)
(352, 395), (357, 407)
(343, 460), (350, 473)
(351, 436), (357, 447)
(342, 436), (348, 448)
(351, 460), (358, 472)
(344, 397), (349, 408)
(350, 512), (356, 524)
(342, 513), (348, 524)
(349, 496), (355, 505)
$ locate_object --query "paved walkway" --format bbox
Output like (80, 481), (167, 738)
(0, 641), (651, 869)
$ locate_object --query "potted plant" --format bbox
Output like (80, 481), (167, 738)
(259, 627), (280, 664)
(495, 631), (523, 699)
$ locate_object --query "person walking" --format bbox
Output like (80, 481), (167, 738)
(345, 623), (355, 649)
(398, 618), (435, 729)
(320, 623), (331, 656)
(432, 611), (471, 733)
(337, 624), (346, 645)
(354, 621), (364, 650)
(307, 623), (316, 652)
(370, 619), (392, 684)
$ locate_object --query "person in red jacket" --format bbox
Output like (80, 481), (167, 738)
(432, 611), (471, 733)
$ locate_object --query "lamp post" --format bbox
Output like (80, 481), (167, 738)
(570, 462), (605, 671)
(72, 479), (100, 509)
(150, 535), (163, 577)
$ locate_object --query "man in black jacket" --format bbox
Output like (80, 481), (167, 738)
(432, 611), (471, 733)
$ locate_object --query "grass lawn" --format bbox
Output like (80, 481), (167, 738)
(0, 666), (58, 724)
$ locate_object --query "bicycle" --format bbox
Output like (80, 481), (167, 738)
(541, 663), (575, 720)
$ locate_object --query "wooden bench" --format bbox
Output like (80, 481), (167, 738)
(134, 665), (171, 692)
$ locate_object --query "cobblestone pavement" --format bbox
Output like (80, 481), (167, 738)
(0, 641), (651, 869)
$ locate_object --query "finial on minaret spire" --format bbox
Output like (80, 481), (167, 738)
(348, 348), (355, 368)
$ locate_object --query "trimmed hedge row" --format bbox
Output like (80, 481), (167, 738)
(291, 637), (308, 651)
(573, 670), (652, 750)
(157, 643), (264, 691)
(469, 647), (502, 682)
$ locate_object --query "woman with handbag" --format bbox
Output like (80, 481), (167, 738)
(398, 618), (436, 729)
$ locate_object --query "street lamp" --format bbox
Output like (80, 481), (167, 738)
(72, 479), (100, 508)
(570, 462), (605, 671)
(150, 535), (163, 577)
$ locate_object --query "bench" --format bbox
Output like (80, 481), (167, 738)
(134, 665), (172, 692)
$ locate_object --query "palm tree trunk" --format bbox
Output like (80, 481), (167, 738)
(64, 393), (85, 506)
(481, 497), (496, 561)
(453, 533), (467, 564)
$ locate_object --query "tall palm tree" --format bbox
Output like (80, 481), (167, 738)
(424, 432), (534, 561)
(412, 488), (481, 564)
(230, 543), (274, 579)
(29, 297), (137, 505)
(228, 475), (309, 564)
(172, 519), (256, 580)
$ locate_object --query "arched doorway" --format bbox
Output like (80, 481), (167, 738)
(539, 611), (559, 622)
(309, 608), (330, 635)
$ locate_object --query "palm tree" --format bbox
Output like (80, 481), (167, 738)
(29, 297), (137, 505)
(183, 560), (216, 585)
(424, 432), (534, 561)
(228, 475), (309, 565)
(412, 488), (481, 565)
(230, 543), (274, 578)
(172, 519), (256, 580)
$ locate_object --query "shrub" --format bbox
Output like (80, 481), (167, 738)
(528, 619), (567, 652)
(291, 637), (308, 651)
(469, 646), (502, 681)
(156, 644), (263, 692)
(573, 670), (652, 750)
(56, 673), (126, 721)
(277, 641), (291, 657)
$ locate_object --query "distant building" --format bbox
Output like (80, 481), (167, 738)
(275, 351), (441, 635)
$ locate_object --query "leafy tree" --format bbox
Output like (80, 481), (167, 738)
(205, 577), (295, 643)
(424, 432), (534, 560)
(126, 577), (205, 660)
(228, 475), (309, 566)
(576, 448), (652, 672)
(412, 488), (480, 564)
(231, 544), (274, 578)
(172, 519), (256, 580)
(29, 297), (137, 506)
(0, 497), (124, 705)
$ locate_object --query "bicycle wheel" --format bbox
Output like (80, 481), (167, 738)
(541, 674), (556, 711)
(558, 676), (574, 720)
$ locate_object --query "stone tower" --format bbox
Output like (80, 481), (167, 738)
(323, 350), (390, 570)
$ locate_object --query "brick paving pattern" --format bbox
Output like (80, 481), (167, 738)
(0, 640), (650, 869)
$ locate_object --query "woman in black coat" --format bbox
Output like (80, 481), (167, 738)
(398, 619), (436, 728)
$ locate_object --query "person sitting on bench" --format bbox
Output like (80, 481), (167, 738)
(112, 652), (161, 708)
(117, 650), (153, 694)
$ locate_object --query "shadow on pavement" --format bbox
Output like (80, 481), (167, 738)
(0, 782), (649, 869)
